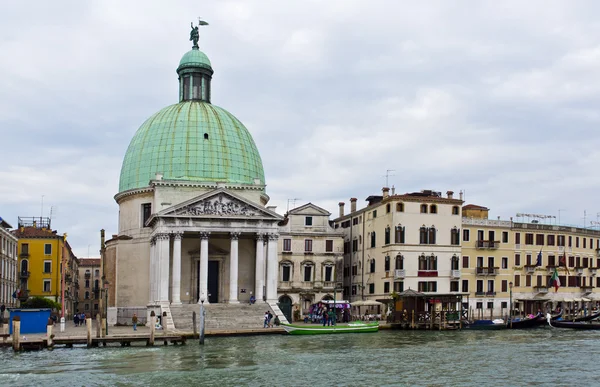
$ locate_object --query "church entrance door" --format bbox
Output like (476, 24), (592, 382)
(208, 260), (219, 303)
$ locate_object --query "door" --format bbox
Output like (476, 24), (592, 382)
(208, 260), (219, 303)
(278, 296), (293, 323)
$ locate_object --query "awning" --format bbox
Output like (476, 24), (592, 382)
(582, 297), (592, 302)
(573, 298), (583, 302)
(563, 298), (574, 302)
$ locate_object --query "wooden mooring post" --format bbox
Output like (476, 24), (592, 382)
(96, 313), (102, 338)
(12, 317), (21, 351)
(47, 318), (54, 348)
(86, 317), (93, 348)
(193, 311), (198, 338)
(148, 311), (155, 346)
(411, 310), (415, 329)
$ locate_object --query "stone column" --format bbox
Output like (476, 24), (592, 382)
(156, 233), (171, 302)
(255, 233), (265, 302)
(149, 237), (156, 303)
(198, 232), (210, 304)
(229, 232), (240, 304)
(266, 233), (279, 303)
(171, 232), (183, 304)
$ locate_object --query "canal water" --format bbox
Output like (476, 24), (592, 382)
(1, 329), (597, 386)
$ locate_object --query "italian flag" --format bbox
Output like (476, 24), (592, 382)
(550, 268), (560, 292)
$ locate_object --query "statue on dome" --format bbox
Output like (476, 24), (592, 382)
(190, 19), (209, 49)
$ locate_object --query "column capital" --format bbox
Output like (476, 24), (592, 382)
(200, 231), (211, 240)
(155, 233), (170, 241)
(172, 232), (183, 241)
(230, 232), (241, 240)
(150, 237), (156, 245)
(255, 232), (265, 241)
(267, 233), (279, 241)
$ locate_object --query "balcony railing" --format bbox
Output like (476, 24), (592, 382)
(19, 251), (30, 258)
(574, 267), (584, 276)
(323, 281), (335, 289)
(450, 270), (461, 279)
(580, 285), (594, 293)
(476, 240), (500, 250)
(394, 269), (406, 279)
(418, 270), (438, 277)
(525, 265), (536, 274)
(476, 267), (499, 276)
(591, 268), (598, 276)
(19, 271), (30, 279)
(534, 286), (549, 293)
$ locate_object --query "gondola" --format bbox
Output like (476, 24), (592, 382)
(573, 311), (600, 322)
(508, 313), (545, 329)
(546, 313), (600, 330)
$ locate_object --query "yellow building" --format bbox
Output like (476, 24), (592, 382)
(462, 206), (600, 319)
(12, 217), (79, 316)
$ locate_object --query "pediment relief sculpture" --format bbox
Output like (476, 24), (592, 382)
(176, 194), (259, 217)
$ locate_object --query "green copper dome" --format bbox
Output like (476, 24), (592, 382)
(118, 101), (266, 192)
(178, 48), (212, 71)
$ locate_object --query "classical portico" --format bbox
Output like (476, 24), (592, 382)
(146, 188), (282, 305)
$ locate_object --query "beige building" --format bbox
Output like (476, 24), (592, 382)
(78, 258), (101, 316)
(334, 188), (464, 305)
(0, 218), (18, 308)
(276, 203), (344, 321)
(462, 205), (600, 318)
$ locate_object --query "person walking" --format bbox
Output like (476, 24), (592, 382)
(132, 313), (138, 331)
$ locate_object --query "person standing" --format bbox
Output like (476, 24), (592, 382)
(264, 311), (269, 328)
(132, 313), (138, 331)
(267, 311), (273, 328)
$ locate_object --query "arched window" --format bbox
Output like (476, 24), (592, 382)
(20, 260), (28, 274)
(420, 226), (428, 244)
(452, 206), (460, 215)
(395, 254), (404, 270)
(85, 291), (90, 300)
(428, 226), (436, 245)
(397, 203), (404, 212)
(370, 259), (376, 273)
(323, 262), (335, 282)
(384, 255), (391, 271)
(451, 227), (460, 245)
(370, 232), (376, 248)
(95, 269), (100, 277)
(85, 279), (90, 288)
(451, 255), (459, 270)
(430, 204), (437, 214)
(419, 254), (437, 271)
(385, 227), (391, 245)
(420, 204), (428, 213)
(395, 225), (405, 244)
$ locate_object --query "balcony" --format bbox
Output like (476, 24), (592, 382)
(85, 273), (91, 279)
(581, 285), (594, 293)
(534, 286), (549, 293)
(525, 265), (536, 274)
(323, 281), (335, 289)
(476, 267), (499, 276)
(19, 271), (30, 279)
(19, 251), (30, 258)
(474, 291), (496, 297)
(574, 267), (584, 276)
(591, 268), (598, 276)
(450, 270), (461, 279)
(476, 240), (500, 250)
(394, 269), (406, 279)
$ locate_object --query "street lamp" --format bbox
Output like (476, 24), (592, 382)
(509, 281), (513, 328)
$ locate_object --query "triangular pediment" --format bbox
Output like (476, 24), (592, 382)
(158, 188), (283, 220)
(289, 202), (331, 216)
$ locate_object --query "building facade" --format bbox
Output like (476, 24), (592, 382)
(78, 258), (101, 316)
(461, 205), (600, 318)
(105, 29), (284, 324)
(276, 203), (344, 321)
(12, 217), (79, 316)
(334, 188), (464, 305)
(0, 217), (18, 308)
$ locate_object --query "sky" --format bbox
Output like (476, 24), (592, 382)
(2, 1), (600, 258)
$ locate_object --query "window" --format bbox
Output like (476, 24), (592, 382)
(384, 256), (391, 271)
(369, 283), (375, 294)
(568, 236), (572, 247)
(395, 225), (405, 244)
(526, 254), (532, 266)
(85, 291), (90, 299)
(283, 239), (292, 252)
(324, 265), (333, 282)
(384, 282), (390, 293)
(352, 265), (357, 276)
(476, 302), (483, 310)
(514, 274), (520, 287)
(502, 232), (508, 243)
(576, 237), (580, 248)
(370, 259), (376, 273)
(451, 255), (459, 270)
(462, 256), (469, 269)
(557, 235), (565, 247)
(451, 227), (460, 245)
(450, 281), (459, 292)
(282, 264), (291, 282)
(430, 205), (437, 214)
(142, 203), (152, 227)
(21, 243), (29, 255)
(476, 280), (484, 293)
(85, 304), (90, 311)
(548, 255), (556, 266)
(304, 239), (313, 252)
(515, 233), (521, 245)
(547, 235), (555, 246)
(420, 204), (428, 213)
(372, 210), (377, 218)
(352, 239), (358, 252)
(487, 280), (494, 293)
(526, 275), (532, 287)
(462, 280), (469, 292)
(94, 304), (99, 311)
(43, 260), (52, 273)
(305, 216), (313, 226)
(44, 243), (52, 255)
(351, 285), (357, 295)
(463, 229), (470, 242)
(397, 203), (404, 212)
(420, 226), (436, 245)
(386, 204), (391, 213)
(325, 240), (333, 252)
(303, 265), (313, 282)
(370, 232), (376, 248)
(394, 282), (404, 292)
(395, 255), (404, 270)
(418, 281), (437, 292)
(515, 254), (521, 266)
(501, 301), (508, 308)
(525, 233), (533, 245)
(419, 255), (437, 271)
(352, 218), (359, 225)
(536, 234), (544, 246)
(95, 269), (100, 277)
(43, 280), (51, 293)
(452, 206), (459, 215)
(487, 302), (494, 310)
(569, 256), (575, 267)
(385, 227), (391, 245)
(502, 257), (508, 269)
(85, 279), (90, 288)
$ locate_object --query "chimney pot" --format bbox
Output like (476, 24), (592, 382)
(447, 190), (454, 199)
(459, 191), (464, 201)
(350, 198), (357, 213)
(338, 202), (345, 217)
(382, 187), (390, 199)
(391, 186), (395, 196)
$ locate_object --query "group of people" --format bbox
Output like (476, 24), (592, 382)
(263, 311), (280, 328)
(73, 312), (87, 327)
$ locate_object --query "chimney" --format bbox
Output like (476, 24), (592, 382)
(350, 198), (357, 213)
(391, 185), (395, 196)
(338, 202), (345, 217)
(447, 190), (454, 199)
(382, 187), (390, 199)
(459, 190), (464, 201)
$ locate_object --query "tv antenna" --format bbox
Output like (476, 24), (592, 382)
(287, 198), (301, 212)
(383, 169), (395, 187)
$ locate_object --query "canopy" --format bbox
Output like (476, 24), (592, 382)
(582, 297), (592, 302)
(573, 298), (583, 302)
(563, 298), (574, 302)
(351, 300), (383, 307)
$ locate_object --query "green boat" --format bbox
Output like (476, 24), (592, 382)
(282, 322), (379, 335)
